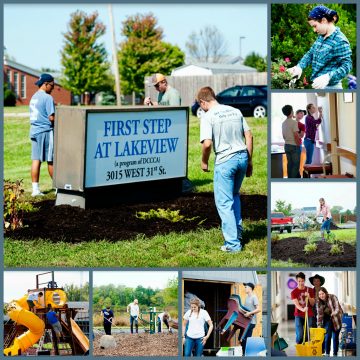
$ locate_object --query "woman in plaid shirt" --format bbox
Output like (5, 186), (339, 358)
(317, 287), (344, 356)
(289, 5), (352, 89)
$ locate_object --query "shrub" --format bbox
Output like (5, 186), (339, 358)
(136, 208), (201, 223)
(306, 232), (319, 244)
(304, 243), (317, 254)
(3, 179), (34, 232)
(4, 88), (16, 106)
(330, 244), (344, 255)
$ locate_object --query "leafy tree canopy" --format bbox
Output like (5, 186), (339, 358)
(61, 10), (111, 96)
(244, 52), (267, 72)
(273, 200), (293, 216)
(118, 13), (185, 96)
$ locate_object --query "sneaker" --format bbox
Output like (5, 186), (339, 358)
(220, 245), (241, 253)
(31, 190), (44, 197)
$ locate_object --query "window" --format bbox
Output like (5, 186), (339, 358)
(13, 72), (19, 97)
(6, 69), (11, 89)
(20, 75), (26, 98)
(218, 87), (240, 97)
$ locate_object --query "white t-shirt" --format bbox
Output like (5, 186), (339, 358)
(183, 309), (211, 339)
(200, 104), (250, 164)
(128, 303), (139, 317)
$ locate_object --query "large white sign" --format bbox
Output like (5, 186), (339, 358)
(85, 109), (188, 187)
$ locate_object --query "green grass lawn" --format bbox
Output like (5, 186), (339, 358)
(4, 109), (267, 268)
(275, 228), (356, 246)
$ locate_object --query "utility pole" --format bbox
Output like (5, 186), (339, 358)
(239, 36), (246, 62)
(108, 4), (121, 106)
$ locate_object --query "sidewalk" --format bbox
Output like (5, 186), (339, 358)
(4, 112), (29, 117)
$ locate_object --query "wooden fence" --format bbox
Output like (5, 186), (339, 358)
(145, 72), (267, 107)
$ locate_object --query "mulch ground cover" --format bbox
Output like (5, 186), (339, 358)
(9, 193), (266, 242)
(271, 237), (356, 267)
(93, 333), (178, 356)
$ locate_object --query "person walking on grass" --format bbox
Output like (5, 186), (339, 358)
(317, 198), (332, 241)
(127, 299), (139, 334)
(198, 86), (253, 253)
(29, 73), (55, 196)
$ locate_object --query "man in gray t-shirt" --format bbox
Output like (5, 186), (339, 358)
(144, 73), (181, 106)
(198, 86), (253, 253)
(240, 282), (261, 354)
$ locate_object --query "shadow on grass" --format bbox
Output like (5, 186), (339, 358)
(242, 221), (267, 245)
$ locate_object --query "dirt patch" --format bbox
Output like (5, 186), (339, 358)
(9, 193), (266, 242)
(93, 333), (178, 356)
(271, 237), (356, 267)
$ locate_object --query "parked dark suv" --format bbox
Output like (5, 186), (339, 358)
(191, 85), (267, 118)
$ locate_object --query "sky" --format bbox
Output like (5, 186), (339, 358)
(3, 271), (89, 302)
(93, 271), (177, 289)
(4, 3), (267, 72)
(271, 182), (357, 211)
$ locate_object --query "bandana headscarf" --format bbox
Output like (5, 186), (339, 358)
(309, 5), (337, 20)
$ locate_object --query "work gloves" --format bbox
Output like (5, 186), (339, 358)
(312, 73), (330, 89)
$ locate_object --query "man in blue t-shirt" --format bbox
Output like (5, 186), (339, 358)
(46, 305), (64, 341)
(29, 73), (55, 196)
(101, 306), (114, 335)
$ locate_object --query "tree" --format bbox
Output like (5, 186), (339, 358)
(331, 206), (344, 215)
(118, 13), (185, 96)
(186, 25), (227, 63)
(273, 200), (292, 215)
(271, 4), (356, 75)
(60, 11), (111, 102)
(63, 282), (89, 301)
(244, 52), (267, 72)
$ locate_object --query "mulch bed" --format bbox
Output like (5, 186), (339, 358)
(271, 237), (356, 267)
(9, 193), (266, 243)
(93, 333), (178, 356)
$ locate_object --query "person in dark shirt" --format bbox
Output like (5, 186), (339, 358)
(101, 306), (114, 335)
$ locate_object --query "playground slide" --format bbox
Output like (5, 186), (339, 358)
(4, 297), (45, 356)
(70, 318), (90, 353)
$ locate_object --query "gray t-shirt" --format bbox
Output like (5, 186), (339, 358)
(245, 294), (259, 325)
(282, 118), (298, 146)
(200, 104), (250, 164)
(157, 86), (181, 106)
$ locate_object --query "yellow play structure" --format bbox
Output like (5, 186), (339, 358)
(4, 272), (89, 356)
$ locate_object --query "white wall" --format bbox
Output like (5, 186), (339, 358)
(336, 93), (356, 175)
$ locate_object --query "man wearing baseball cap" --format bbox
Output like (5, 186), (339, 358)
(144, 73), (181, 106)
(29, 73), (55, 196)
(240, 283), (261, 354)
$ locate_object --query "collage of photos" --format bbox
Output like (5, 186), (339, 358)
(1, 1), (358, 359)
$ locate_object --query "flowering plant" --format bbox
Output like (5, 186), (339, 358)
(271, 58), (310, 89)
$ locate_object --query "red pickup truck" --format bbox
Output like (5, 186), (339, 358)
(271, 212), (293, 233)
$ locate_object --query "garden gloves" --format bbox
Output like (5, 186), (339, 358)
(312, 73), (330, 89)
(287, 65), (302, 79)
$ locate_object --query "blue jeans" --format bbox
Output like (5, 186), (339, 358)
(284, 144), (300, 178)
(130, 315), (138, 333)
(214, 151), (248, 252)
(324, 318), (340, 355)
(184, 336), (204, 357)
(304, 138), (315, 165)
(321, 218), (332, 233)
(295, 316), (313, 344)
(239, 323), (255, 354)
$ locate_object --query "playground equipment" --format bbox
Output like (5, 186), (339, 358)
(139, 307), (163, 334)
(4, 272), (89, 356)
(217, 294), (253, 343)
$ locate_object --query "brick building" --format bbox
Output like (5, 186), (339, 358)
(3, 58), (71, 106)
